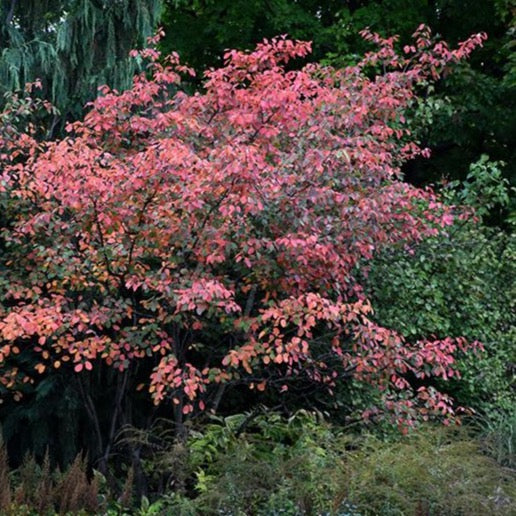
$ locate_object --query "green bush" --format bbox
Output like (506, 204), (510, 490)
(186, 410), (346, 515)
(342, 426), (516, 515)
(4, 411), (514, 515)
(156, 411), (516, 515)
(361, 157), (515, 418)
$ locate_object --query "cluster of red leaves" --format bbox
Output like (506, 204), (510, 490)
(0, 27), (486, 428)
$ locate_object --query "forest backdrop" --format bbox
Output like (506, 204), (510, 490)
(0, 1), (514, 514)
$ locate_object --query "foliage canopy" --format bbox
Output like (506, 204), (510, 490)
(0, 28), (489, 440)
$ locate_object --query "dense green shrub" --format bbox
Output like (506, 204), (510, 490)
(155, 411), (516, 515)
(185, 410), (344, 515)
(2, 411), (515, 515)
(361, 157), (515, 418)
(341, 426), (516, 515)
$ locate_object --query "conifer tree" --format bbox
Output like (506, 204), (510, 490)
(0, 0), (162, 135)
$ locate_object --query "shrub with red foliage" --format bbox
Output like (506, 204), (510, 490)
(0, 27), (486, 430)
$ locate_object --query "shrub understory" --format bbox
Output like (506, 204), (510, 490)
(1, 413), (515, 515)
